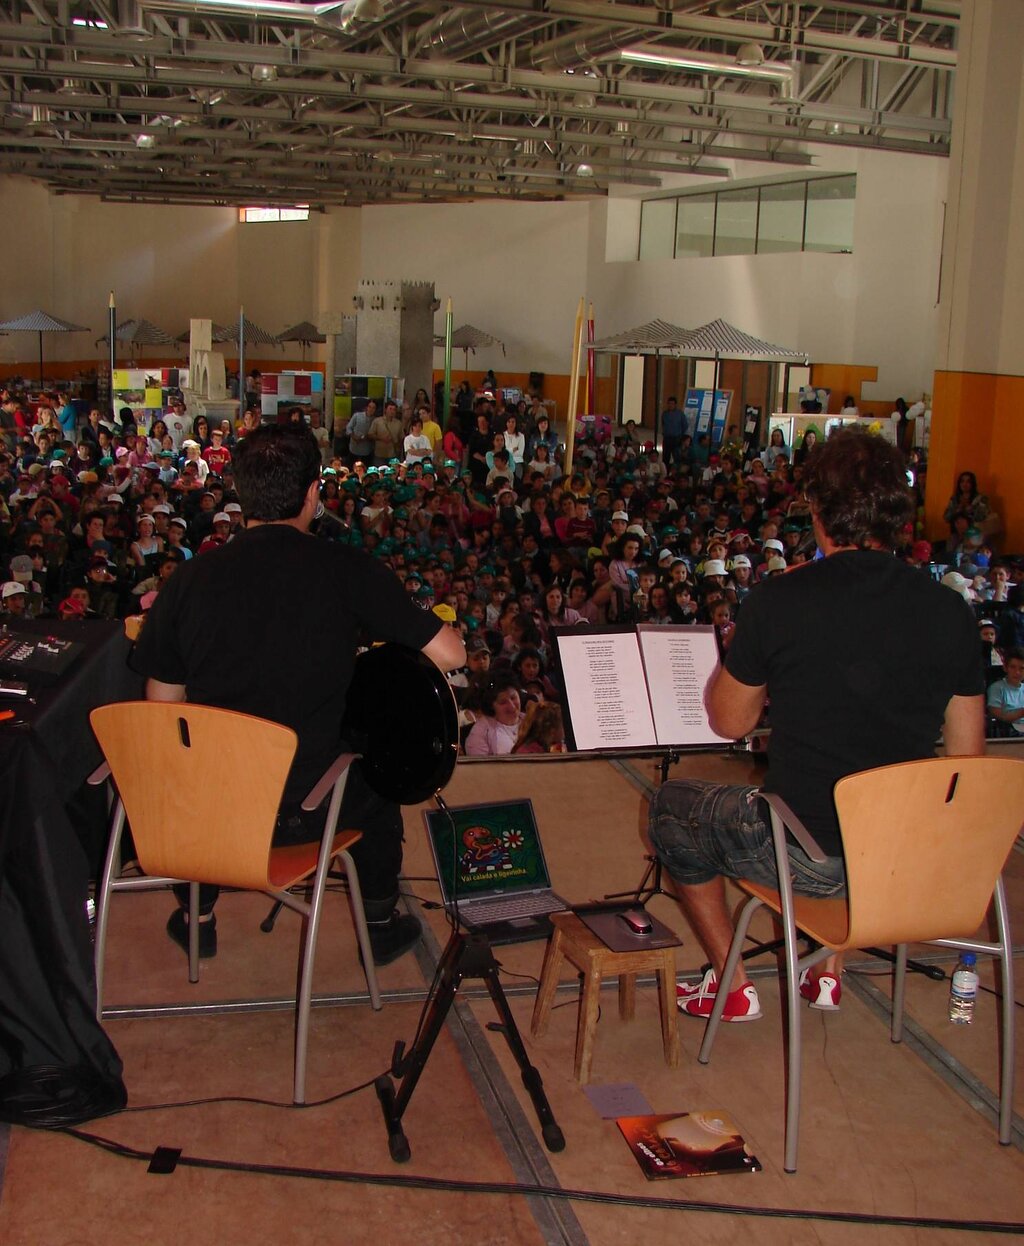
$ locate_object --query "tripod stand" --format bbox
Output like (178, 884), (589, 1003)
(375, 795), (565, 1163)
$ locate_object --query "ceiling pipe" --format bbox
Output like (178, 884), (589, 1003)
(418, 9), (551, 60)
(134, 0), (376, 33)
(619, 44), (796, 99)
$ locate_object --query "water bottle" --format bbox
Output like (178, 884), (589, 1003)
(948, 952), (979, 1024)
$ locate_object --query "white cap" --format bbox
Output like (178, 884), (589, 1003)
(611, 510), (629, 523)
(941, 571), (971, 599)
(658, 549), (673, 564)
(213, 511), (231, 524)
(703, 559), (727, 576)
(730, 554), (752, 569)
(152, 503), (172, 514)
(2, 581), (26, 598)
(766, 556), (788, 573)
(626, 524), (647, 539)
(181, 438), (200, 450)
(763, 538), (784, 553)
(224, 502), (243, 513)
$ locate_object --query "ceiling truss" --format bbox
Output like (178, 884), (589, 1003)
(0, 0), (958, 207)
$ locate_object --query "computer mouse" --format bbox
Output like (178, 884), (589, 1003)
(618, 908), (653, 936)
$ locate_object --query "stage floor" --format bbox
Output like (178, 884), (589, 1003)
(2, 746), (1023, 1245)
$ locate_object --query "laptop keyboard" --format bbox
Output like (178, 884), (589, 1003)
(463, 892), (566, 922)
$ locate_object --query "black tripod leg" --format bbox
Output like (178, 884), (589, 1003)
(375, 933), (467, 1163)
(482, 967), (565, 1153)
(260, 899), (284, 933)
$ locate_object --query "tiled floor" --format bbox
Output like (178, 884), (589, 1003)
(2, 751), (1022, 1244)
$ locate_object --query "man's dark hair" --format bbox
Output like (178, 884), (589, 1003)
(232, 425), (321, 522)
(804, 428), (913, 549)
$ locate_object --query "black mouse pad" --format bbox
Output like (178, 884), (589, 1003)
(573, 906), (682, 953)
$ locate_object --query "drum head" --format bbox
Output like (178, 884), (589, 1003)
(341, 642), (459, 805)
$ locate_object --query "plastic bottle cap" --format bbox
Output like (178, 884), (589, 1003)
(962, 953), (977, 965)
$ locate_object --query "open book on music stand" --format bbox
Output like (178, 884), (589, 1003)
(550, 624), (733, 754)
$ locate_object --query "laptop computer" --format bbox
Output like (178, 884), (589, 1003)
(423, 798), (569, 944)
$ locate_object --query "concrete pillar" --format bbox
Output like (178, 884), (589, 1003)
(928, 0), (1024, 548)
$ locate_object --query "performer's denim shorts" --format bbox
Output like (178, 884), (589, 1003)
(648, 779), (846, 897)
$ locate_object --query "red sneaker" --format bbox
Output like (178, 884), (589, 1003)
(676, 969), (762, 1021)
(798, 969), (841, 1010)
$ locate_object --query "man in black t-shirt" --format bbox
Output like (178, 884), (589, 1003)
(133, 425), (465, 965)
(649, 429), (983, 1022)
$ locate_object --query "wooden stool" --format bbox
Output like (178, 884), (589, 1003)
(531, 912), (680, 1083)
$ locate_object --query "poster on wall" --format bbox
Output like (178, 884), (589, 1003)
(111, 367), (184, 429)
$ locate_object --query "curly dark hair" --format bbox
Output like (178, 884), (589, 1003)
(804, 428), (912, 549)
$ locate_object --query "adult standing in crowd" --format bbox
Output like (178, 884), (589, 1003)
(132, 424), (466, 965)
(649, 429), (983, 1022)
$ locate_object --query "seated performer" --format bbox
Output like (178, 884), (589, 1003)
(132, 424), (465, 964)
(648, 428), (983, 1020)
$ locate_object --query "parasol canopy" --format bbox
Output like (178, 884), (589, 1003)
(220, 316), (282, 348)
(175, 323), (235, 344)
(590, 319), (693, 354)
(96, 318), (176, 348)
(676, 318), (808, 362)
(432, 323), (506, 369)
(278, 320), (326, 361)
(0, 309), (90, 385)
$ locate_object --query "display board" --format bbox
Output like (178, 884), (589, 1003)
(111, 367), (185, 424)
(259, 370), (325, 418)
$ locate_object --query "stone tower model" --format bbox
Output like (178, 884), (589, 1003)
(353, 279), (437, 403)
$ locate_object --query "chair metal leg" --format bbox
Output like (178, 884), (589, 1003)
(293, 839), (336, 1104)
(698, 895), (763, 1064)
(187, 881), (200, 983)
(891, 944), (908, 1043)
(340, 849), (382, 1012)
(94, 801), (126, 1020)
(993, 876), (1015, 1145)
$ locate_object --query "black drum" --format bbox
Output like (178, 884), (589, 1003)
(341, 642), (459, 805)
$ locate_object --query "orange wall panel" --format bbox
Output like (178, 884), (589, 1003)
(927, 370), (1024, 551)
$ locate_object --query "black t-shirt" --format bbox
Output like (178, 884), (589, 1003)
(725, 550), (982, 855)
(132, 524), (441, 804)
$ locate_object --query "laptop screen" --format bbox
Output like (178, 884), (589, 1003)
(423, 799), (552, 904)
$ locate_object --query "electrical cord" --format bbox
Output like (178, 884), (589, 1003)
(59, 1125), (1024, 1234)
(115, 1071), (388, 1114)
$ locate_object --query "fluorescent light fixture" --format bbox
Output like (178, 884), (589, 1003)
(135, 133), (156, 149)
(251, 63), (279, 82)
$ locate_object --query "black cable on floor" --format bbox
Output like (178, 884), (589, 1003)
(60, 1126), (1024, 1235)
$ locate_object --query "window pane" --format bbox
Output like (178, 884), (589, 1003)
(714, 187), (758, 256)
(757, 182), (805, 254)
(675, 193), (715, 258)
(804, 175), (855, 253)
(639, 198), (676, 260)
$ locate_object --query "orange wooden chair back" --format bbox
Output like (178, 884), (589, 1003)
(90, 700), (298, 892)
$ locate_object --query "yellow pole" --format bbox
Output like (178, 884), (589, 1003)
(562, 297), (585, 479)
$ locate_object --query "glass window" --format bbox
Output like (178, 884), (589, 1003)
(675, 193), (716, 258)
(239, 206), (310, 223)
(639, 198), (676, 260)
(803, 175), (855, 253)
(713, 187), (758, 256)
(757, 182), (805, 254)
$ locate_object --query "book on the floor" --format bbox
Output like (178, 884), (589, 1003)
(616, 1110), (761, 1180)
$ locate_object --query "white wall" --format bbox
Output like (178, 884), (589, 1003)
(0, 142), (947, 400)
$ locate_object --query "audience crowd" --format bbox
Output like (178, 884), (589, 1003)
(1, 381), (1021, 752)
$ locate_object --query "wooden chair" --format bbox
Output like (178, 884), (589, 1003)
(89, 700), (382, 1104)
(698, 755), (1024, 1173)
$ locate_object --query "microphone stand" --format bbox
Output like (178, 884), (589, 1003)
(375, 792), (565, 1163)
